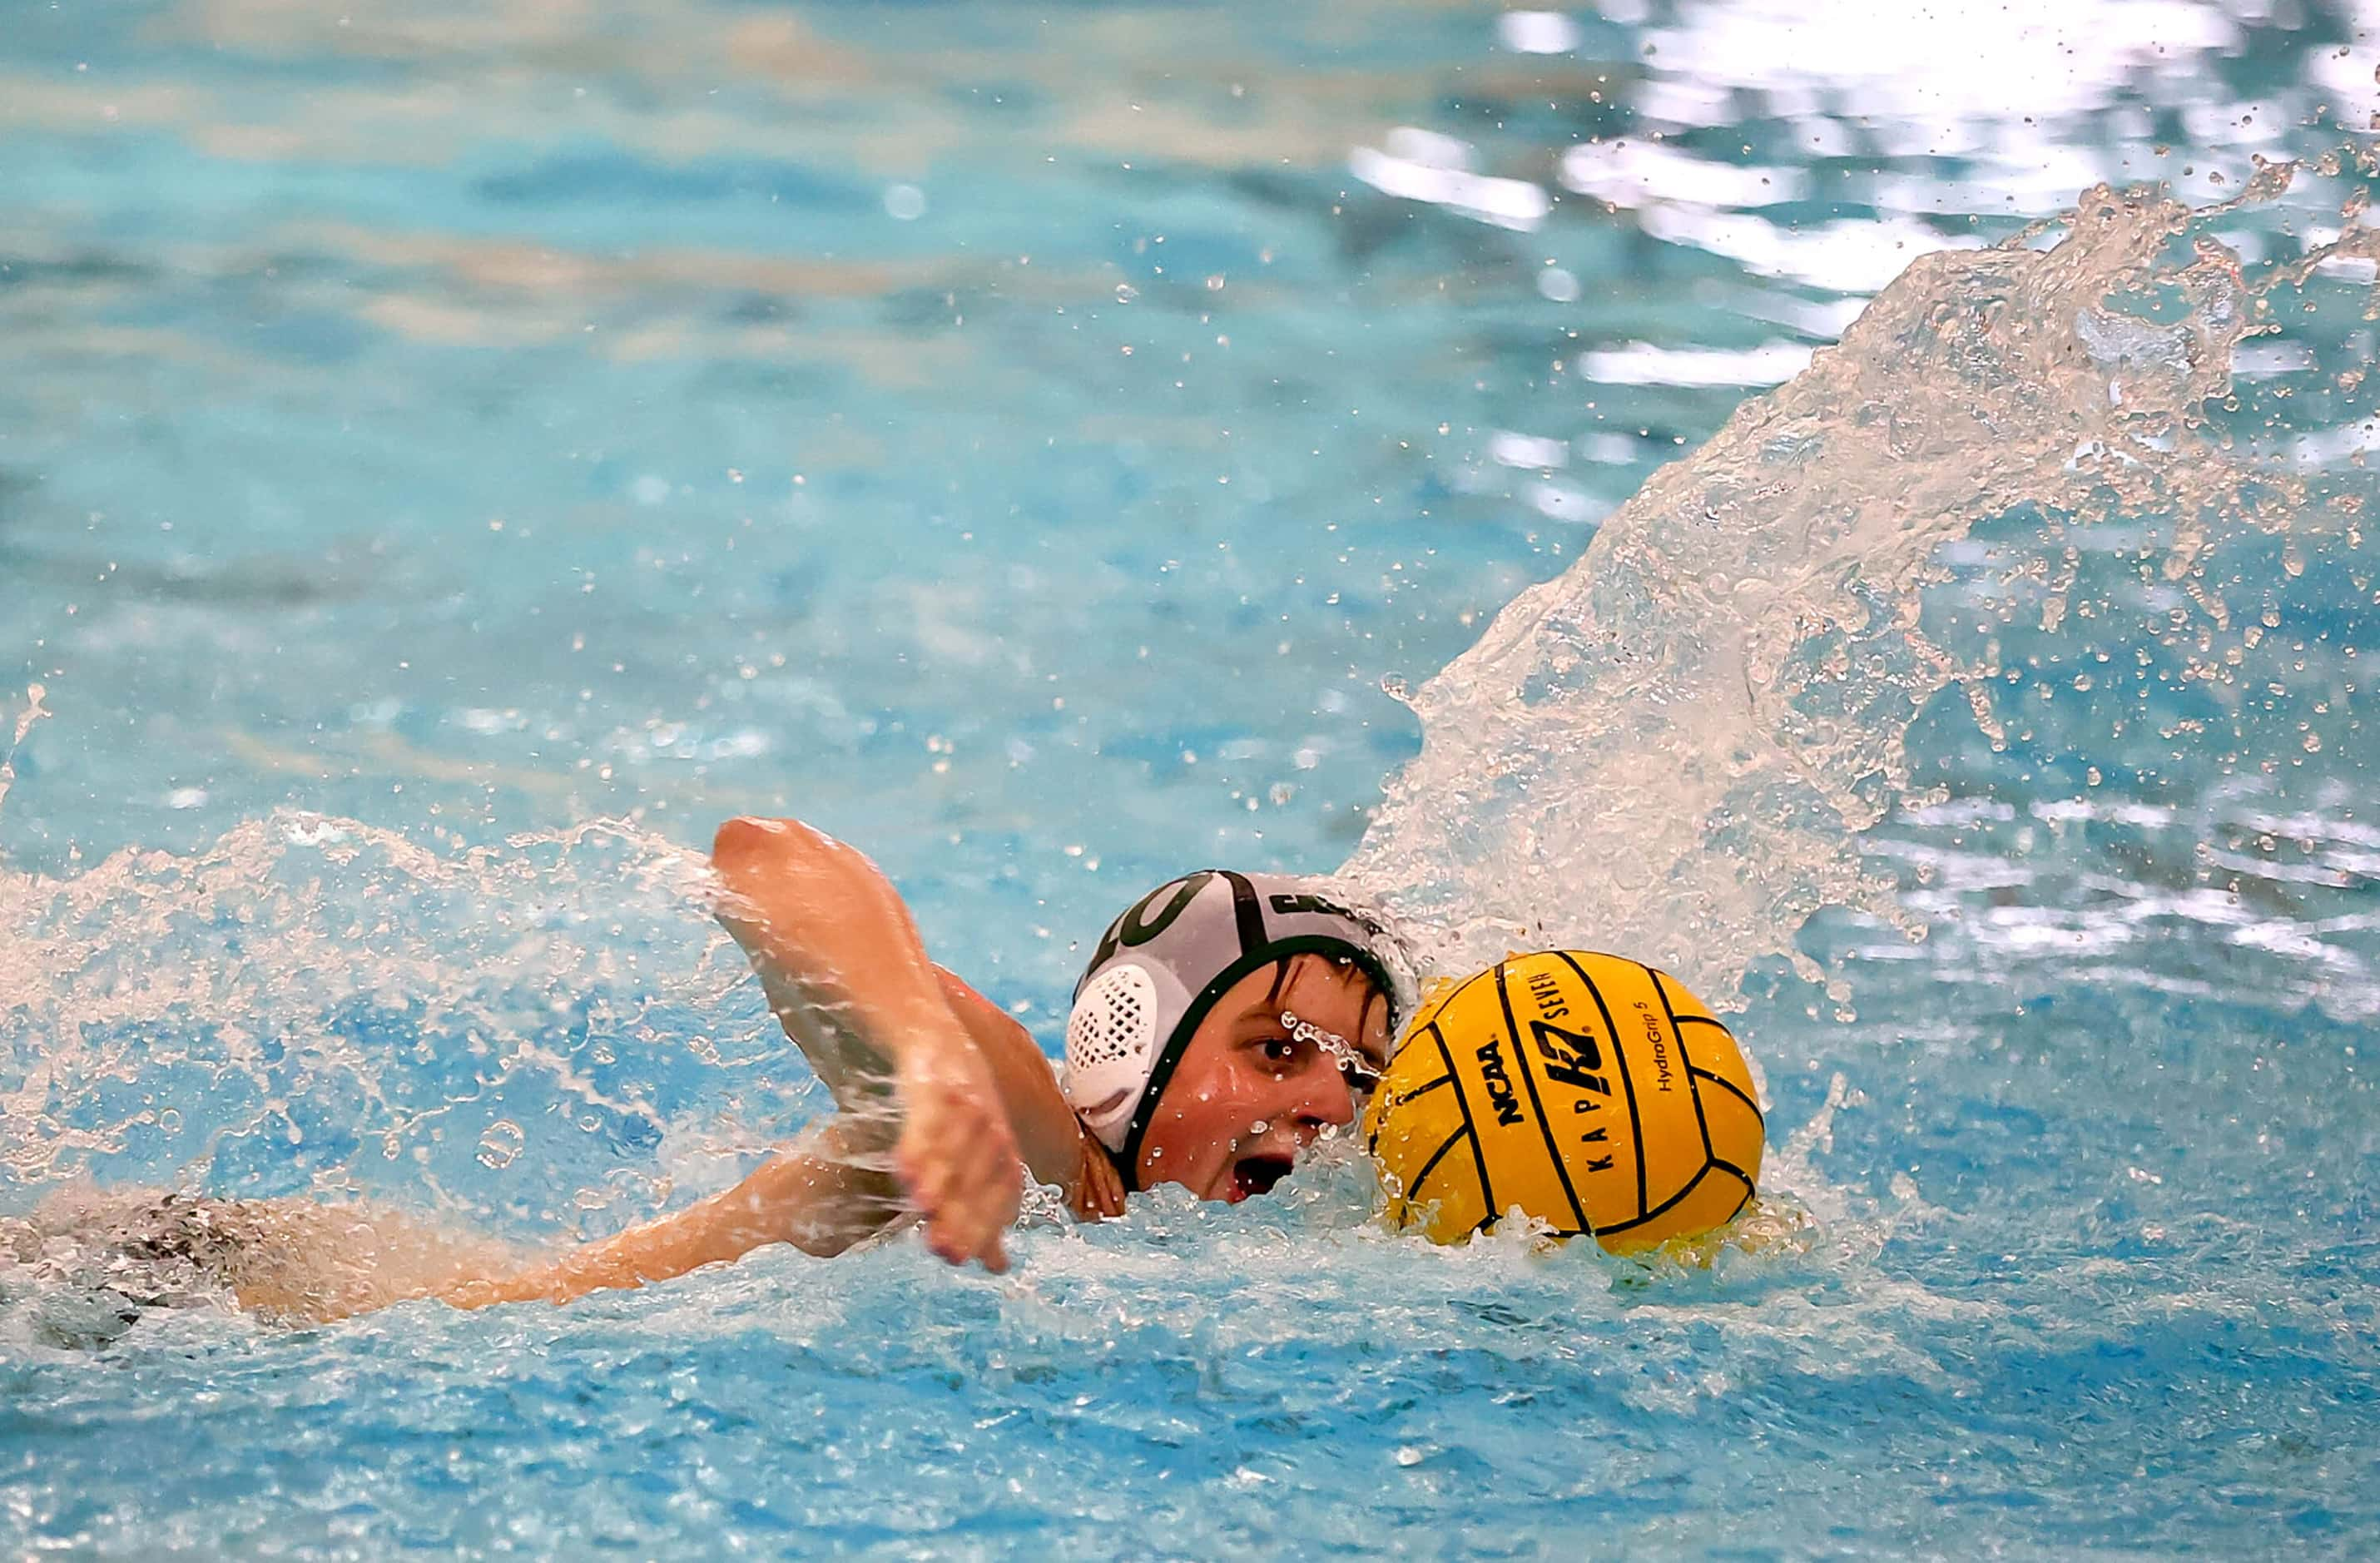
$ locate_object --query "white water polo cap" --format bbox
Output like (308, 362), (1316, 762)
(1062, 869), (1407, 1181)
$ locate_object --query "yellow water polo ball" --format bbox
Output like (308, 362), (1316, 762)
(1364, 950), (1764, 1252)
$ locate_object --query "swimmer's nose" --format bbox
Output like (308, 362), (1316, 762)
(1292, 1062), (1360, 1134)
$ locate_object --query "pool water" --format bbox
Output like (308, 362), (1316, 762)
(4, 0), (2378, 1556)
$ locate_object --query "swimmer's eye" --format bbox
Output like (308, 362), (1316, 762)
(1256, 1035), (1336, 1076)
(1255, 1035), (1381, 1094)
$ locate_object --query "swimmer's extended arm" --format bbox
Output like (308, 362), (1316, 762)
(440, 1010), (1117, 1309)
(439, 1116), (906, 1309)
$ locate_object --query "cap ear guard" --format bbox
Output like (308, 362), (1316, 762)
(1063, 961), (1160, 1149)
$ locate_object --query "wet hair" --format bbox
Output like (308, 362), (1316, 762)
(1258, 954), (1388, 1046)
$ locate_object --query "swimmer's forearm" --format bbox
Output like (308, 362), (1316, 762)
(444, 1135), (901, 1308)
(710, 816), (961, 1099)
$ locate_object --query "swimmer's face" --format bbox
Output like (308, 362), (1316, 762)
(1133, 955), (1391, 1204)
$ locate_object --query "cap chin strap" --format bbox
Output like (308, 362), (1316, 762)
(1113, 935), (1391, 1192)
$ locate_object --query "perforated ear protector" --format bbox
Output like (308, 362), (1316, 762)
(1064, 962), (1159, 1143)
(1059, 869), (1408, 1185)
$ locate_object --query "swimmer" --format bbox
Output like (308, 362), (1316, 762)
(9, 817), (1403, 1322)
(441, 819), (1405, 1298)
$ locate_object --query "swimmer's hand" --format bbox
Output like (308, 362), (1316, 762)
(1069, 1132), (1127, 1221)
(892, 1030), (1024, 1272)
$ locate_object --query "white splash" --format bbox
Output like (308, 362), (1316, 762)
(0, 809), (771, 1206)
(0, 683), (48, 831)
(1343, 162), (2378, 1003)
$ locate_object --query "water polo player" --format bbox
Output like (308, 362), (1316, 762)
(434, 817), (1406, 1298)
(10, 820), (1406, 1320)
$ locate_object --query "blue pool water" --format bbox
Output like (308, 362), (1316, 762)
(4, 0), (2378, 1556)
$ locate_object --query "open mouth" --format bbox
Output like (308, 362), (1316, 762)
(1228, 1154), (1295, 1203)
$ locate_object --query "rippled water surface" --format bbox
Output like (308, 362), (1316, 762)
(4, 1), (2378, 1556)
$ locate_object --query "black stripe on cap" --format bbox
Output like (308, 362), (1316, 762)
(1215, 870), (1271, 958)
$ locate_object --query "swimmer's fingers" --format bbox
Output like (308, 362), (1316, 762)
(900, 1114), (1019, 1273)
(436, 1277), (500, 1311)
(1071, 1137), (1127, 1221)
(893, 1043), (1023, 1273)
(950, 1132), (1022, 1273)
(946, 1111), (1022, 1272)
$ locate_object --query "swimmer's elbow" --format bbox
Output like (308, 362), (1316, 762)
(709, 815), (921, 976)
(714, 816), (816, 898)
(712, 814), (852, 876)
(712, 813), (791, 867)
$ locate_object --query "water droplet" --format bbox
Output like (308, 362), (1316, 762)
(477, 1119), (525, 1171)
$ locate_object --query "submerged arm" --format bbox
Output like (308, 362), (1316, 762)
(439, 1117), (904, 1309)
